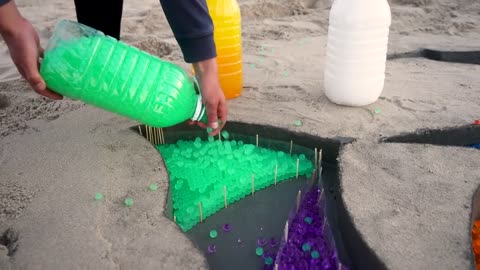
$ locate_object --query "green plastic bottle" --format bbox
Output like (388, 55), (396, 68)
(40, 20), (205, 127)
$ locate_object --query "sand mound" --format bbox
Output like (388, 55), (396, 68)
(391, 0), (431, 6)
(239, 0), (309, 20)
(0, 182), (34, 221)
(0, 80), (83, 137)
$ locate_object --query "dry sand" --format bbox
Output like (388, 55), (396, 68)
(0, 0), (480, 269)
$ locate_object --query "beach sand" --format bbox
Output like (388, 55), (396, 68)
(1, 0), (480, 269)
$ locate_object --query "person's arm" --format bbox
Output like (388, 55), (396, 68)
(159, 0), (216, 63)
(160, 0), (227, 133)
(0, 0), (62, 100)
(0, 0), (21, 36)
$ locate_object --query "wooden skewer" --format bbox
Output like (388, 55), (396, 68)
(318, 188), (324, 204)
(296, 190), (301, 213)
(290, 140), (293, 155)
(284, 221), (289, 242)
(314, 147), (318, 169)
(251, 173), (255, 195)
(224, 186), (228, 208)
(274, 164), (278, 185)
(322, 216), (329, 233)
(146, 126), (151, 143)
(198, 202), (203, 223)
(256, 134), (259, 147)
(160, 128), (165, 144)
(274, 263), (278, 270)
(153, 127), (158, 144)
(218, 132), (221, 141)
(173, 215), (176, 223)
(318, 149), (323, 167)
(339, 262), (342, 270)
(156, 128), (161, 145)
(138, 125), (142, 137)
(149, 126), (154, 144)
(296, 158), (299, 179)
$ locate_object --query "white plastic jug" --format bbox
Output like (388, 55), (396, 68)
(323, 0), (391, 106)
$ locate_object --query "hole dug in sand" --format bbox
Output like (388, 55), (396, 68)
(132, 121), (388, 269)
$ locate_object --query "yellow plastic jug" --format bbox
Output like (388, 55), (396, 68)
(207, 0), (243, 99)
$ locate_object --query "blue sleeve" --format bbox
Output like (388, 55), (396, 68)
(159, 0), (217, 63)
(0, 0), (10, 7)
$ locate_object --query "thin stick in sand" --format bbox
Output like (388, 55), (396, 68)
(256, 134), (259, 147)
(296, 158), (299, 179)
(138, 125), (142, 137)
(251, 173), (255, 195)
(198, 202), (203, 223)
(160, 128), (165, 144)
(274, 164), (278, 185)
(322, 216), (329, 233)
(150, 126), (155, 144)
(318, 149), (323, 168)
(296, 190), (301, 213)
(274, 263), (278, 270)
(156, 128), (162, 144)
(284, 221), (289, 242)
(146, 126), (151, 143)
(224, 186), (228, 208)
(318, 188), (324, 204)
(157, 128), (161, 145)
(153, 128), (158, 145)
(290, 140), (293, 155)
(314, 147), (318, 169)
(173, 215), (176, 223)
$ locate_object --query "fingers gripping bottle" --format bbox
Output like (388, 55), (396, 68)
(207, 0), (243, 99)
(323, 0), (391, 106)
(40, 20), (206, 127)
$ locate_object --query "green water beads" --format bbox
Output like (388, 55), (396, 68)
(124, 198), (134, 207)
(304, 217), (313, 224)
(264, 256), (273, 265)
(256, 247), (264, 256)
(157, 135), (314, 231)
(95, 193), (103, 201)
(149, 183), (158, 191)
(221, 130), (230, 139)
(302, 243), (311, 252)
(311, 250), (320, 259)
(209, 230), (218, 239)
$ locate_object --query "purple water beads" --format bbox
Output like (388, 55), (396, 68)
(207, 244), (216, 254)
(257, 237), (267, 247)
(223, 223), (232, 232)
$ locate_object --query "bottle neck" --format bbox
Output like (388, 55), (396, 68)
(190, 76), (206, 122)
(191, 95), (206, 122)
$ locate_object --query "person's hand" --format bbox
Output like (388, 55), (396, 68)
(190, 58), (227, 136)
(0, 2), (62, 100)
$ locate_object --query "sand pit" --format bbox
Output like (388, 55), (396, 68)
(1, 0), (480, 269)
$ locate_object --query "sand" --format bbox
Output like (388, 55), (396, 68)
(0, 0), (479, 269)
